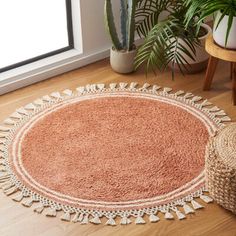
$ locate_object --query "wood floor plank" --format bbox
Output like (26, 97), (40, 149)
(0, 59), (236, 236)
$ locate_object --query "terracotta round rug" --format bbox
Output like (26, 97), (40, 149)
(0, 83), (231, 225)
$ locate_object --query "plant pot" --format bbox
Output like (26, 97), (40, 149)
(110, 47), (137, 74)
(171, 23), (212, 74)
(213, 11), (236, 49)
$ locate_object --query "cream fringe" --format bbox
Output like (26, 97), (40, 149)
(0, 82), (231, 225)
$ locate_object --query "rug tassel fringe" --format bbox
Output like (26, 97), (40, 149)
(219, 116), (231, 122)
(163, 87), (172, 94)
(191, 200), (204, 210)
(34, 204), (44, 213)
(11, 195), (210, 225)
(97, 84), (105, 91)
(208, 106), (220, 112)
(0, 173), (10, 178)
(0, 175), (11, 182)
(46, 208), (57, 217)
(0, 180), (12, 189)
(72, 213), (84, 223)
(200, 99), (212, 107)
(175, 210), (186, 220)
(120, 216), (131, 225)
(183, 203), (195, 214)
(0, 133), (7, 138)
(16, 108), (28, 115)
(60, 212), (71, 222)
(0, 126), (11, 132)
(33, 99), (44, 106)
(4, 118), (15, 125)
(42, 95), (52, 102)
(72, 213), (79, 223)
(191, 96), (202, 103)
(152, 85), (161, 92)
(76, 86), (85, 94)
(10, 112), (22, 119)
(2, 183), (14, 191)
(109, 83), (117, 90)
(214, 110), (226, 116)
(22, 197), (34, 207)
(24, 103), (36, 111)
(12, 192), (24, 202)
(135, 215), (146, 224)
(4, 186), (17, 196)
(0, 148), (6, 154)
(63, 89), (73, 96)
(200, 194), (213, 203)
(119, 82), (128, 90)
(175, 90), (185, 96)
(50, 92), (62, 99)
(129, 82), (138, 90)
(90, 215), (101, 224)
(0, 139), (6, 145)
(183, 93), (194, 99)
(81, 214), (89, 224)
(106, 216), (116, 226)
(140, 83), (151, 91)
(149, 214), (160, 223)
(164, 211), (174, 219)
(0, 166), (6, 172)
(89, 84), (97, 92)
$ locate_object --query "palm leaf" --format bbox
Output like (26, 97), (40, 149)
(135, 4), (199, 78)
(185, 0), (236, 47)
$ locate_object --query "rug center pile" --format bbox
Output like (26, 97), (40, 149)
(10, 96), (209, 203)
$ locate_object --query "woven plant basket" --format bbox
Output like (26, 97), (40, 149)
(205, 123), (236, 214)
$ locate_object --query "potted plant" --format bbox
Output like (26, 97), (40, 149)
(135, 0), (212, 78)
(185, 0), (236, 49)
(104, 0), (137, 74)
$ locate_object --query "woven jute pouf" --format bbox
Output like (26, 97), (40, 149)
(206, 123), (236, 214)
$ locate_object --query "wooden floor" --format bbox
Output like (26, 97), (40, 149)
(0, 59), (236, 236)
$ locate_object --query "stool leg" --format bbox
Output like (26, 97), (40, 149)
(232, 62), (236, 105)
(203, 56), (219, 91)
(231, 62), (234, 80)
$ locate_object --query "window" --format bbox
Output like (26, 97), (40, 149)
(0, 0), (73, 73)
(0, 0), (114, 95)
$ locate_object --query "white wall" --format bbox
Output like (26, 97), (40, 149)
(79, 0), (120, 55)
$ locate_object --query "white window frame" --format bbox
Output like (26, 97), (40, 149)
(0, 0), (116, 95)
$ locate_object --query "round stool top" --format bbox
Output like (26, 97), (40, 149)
(215, 123), (236, 169)
(205, 35), (236, 62)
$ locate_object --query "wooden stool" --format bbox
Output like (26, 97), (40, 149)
(203, 35), (236, 105)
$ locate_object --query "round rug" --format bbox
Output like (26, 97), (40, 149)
(0, 82), (231, 225)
